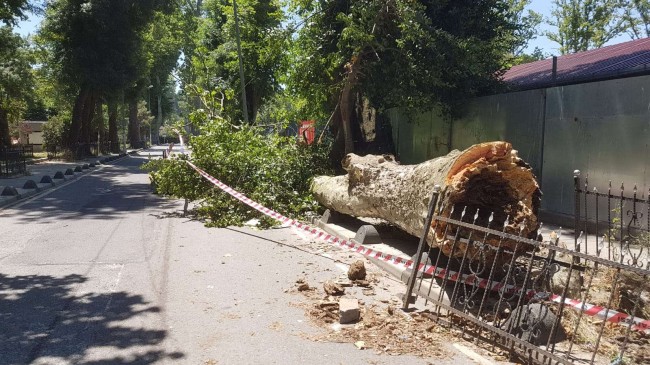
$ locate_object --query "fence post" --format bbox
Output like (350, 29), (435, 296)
(402, 185), (441, 310)
(574, 170), (581, 264)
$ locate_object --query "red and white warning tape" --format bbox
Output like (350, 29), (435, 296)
(186, 161), (650, 334)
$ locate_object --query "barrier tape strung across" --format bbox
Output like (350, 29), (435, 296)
(186, 161), (650, 334)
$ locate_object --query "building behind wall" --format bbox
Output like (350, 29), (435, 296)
(18, 121), (46, 152)
(387, 38), (650, 223)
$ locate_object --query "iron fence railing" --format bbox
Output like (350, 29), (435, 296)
(574, 170), (650, 269)
(403, 176), (650, 365)
(0, 147), (27, 177)
(21, 144), (34, 159)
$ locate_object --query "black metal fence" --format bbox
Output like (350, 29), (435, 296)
(403, 177), (650, 364)
(21, 144), (33, 159)
(0, 147), (27, 177)
(574, 170), (650, 269)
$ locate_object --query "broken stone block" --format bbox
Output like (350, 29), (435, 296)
(339, 298), (360, 324)
(348, 260), (366, 280)
(324, 280), (345, 296)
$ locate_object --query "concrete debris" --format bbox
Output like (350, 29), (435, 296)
(319, 300), (339, 310)
(296, 278), (310, 292)
(324, 280), (345, 296)
(354, 341), (366, 350)
(348, 260), (367, 280)
(339, 298), (361, 324)
(354, 280), (371, 287)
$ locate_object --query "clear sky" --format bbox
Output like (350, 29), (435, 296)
(14, 0), (637, 57)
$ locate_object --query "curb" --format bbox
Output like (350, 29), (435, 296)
(0, 153), (132, 210)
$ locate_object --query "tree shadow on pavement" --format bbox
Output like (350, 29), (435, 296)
(7, 156), (179, 224)
(0, 273), (184, 364)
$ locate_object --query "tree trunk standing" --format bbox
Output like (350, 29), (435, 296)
(312, 142), (542, 262)
(0, 106), (9, 147)
(338, 55), (362, 155)
(155, 93), (162, 144)
(94, 101), (104, 151)
(154, 75), (162, 145)
(245, 84), (261, 123)
(328, 56), (362, 169)
(95, 101), (104, 140)
(81, 91), (97, 144)
(68, 86), (91, 148)
(128, 99), (140, 148)
(108, 100), (119, 152)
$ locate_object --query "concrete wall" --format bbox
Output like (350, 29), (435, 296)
(386, 74), (650, 219)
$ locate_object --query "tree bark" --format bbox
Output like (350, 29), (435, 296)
(80, 90), (97, 145)
(312, 142), (541, 260)
(108, 100), (119, 153)
(155, 75), (162, 145)
(338, 55), (361, 155)
(128, 99), (140, 148)
(95, 100), (104, 143)
(0, 106), (9, 147)
(68, 86), (90, 148)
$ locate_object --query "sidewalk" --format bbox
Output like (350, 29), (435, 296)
(0, 151), (134, 209)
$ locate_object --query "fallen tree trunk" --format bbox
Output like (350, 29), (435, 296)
(312, 142), (541, 259)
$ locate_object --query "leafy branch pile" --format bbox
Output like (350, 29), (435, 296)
(144, 107), (332, 227)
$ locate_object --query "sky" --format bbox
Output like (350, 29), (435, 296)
(14, 0), (636, 58)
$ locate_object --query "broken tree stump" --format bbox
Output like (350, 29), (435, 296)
(311, 142), (541, 260)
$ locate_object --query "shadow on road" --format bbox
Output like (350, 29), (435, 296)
(0, 273), (184, 364)
(7, 156), (179, 224)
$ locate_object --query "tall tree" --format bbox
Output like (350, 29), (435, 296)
(39, 0), (170, 150)
(289, 0), (517, 159)
(144, 9), (185, 143)
(0, 27), (33, 146)
(506, 0), (543, 57)
(0, 0), (32, 25)
(622, 0), (650, 39)
(546, 0), (625, 55)
(191, 0), (286, 123)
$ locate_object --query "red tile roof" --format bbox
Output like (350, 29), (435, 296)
(502, 37), (650, 89)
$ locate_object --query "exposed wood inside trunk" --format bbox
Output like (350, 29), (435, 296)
(312, 142), (541, 260)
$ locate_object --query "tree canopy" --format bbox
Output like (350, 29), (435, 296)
(0, 26), (34, 146)
(546, 0), (625, 54)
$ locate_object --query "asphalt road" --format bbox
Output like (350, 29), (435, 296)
(0, 151), (477, 365)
